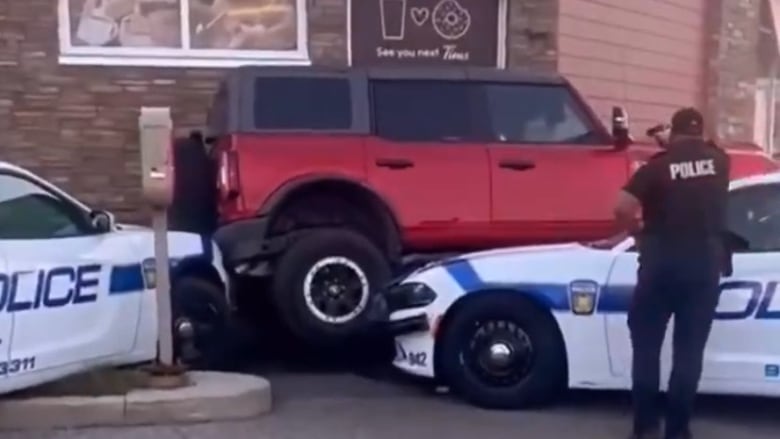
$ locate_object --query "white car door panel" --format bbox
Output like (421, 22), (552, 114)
(5, 237), (143, 376)
(0, 172), (142, 379)
(703, 254), (780, 381)
(605, 182), (780, 386)
(0, 249), (12, 380)
(604, 251), (780, 384)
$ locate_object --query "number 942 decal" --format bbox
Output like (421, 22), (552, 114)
(395, 342), (428, 367)
(0, 356), (36, 376)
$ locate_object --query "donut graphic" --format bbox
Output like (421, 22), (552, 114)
(432, 0), (471, 41)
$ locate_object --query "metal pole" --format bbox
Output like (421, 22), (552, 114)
(139, 107), (176, 369)
(153, 212), (174, 365)
(767, 58), (778, 156)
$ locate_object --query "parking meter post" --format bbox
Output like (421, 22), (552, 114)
(138, 107), (178, 373)
(152, 212), (174, 365)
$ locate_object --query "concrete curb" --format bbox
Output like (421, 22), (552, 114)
(0, 372), (272, 430)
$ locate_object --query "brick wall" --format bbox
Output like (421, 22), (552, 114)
(0, 0), (348, 222)
(705, 0), (762, 142)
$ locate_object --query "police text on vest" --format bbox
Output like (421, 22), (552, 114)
(669, 159), (715, 180)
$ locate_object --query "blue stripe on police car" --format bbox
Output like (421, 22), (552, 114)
(0, 262), (161, 313)
(444, 259), (780, 320)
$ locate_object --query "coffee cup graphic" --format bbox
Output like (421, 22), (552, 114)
(76, 13), (119, 46)
(379, 0), (407, 40)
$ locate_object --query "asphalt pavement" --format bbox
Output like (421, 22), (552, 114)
(4, 360), (780, 439)
(3, 312), (780, 439)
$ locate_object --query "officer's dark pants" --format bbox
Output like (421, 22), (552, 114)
(628, 250), (721, 437)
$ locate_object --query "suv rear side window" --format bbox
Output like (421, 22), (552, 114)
(371, 80), (475, 142)
(253, 77), (352, 130)
(477, 83), (596, 144)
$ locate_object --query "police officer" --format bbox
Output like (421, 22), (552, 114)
(614, 108), (730, 439)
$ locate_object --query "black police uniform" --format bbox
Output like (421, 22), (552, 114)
(622, 111), (730, 439)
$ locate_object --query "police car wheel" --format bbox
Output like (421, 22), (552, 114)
(171, 276), (231, 370)
(439, 294), (567, 409)
(272, 227), (391, 347)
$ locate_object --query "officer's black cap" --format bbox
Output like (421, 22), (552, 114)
(670, 107), (704, 136)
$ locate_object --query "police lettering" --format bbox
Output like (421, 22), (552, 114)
(716, 280), (779, 320)
(0, 265), (101, 313)
(669, 159), (715, 180)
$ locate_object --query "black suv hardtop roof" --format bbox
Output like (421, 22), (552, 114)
(223, 65), (568, 85)
(209, 65), (602, 137)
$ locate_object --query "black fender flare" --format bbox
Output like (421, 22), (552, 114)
(259, 174), (403, 257)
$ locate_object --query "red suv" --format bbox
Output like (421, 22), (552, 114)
(209, 67), (777, 346)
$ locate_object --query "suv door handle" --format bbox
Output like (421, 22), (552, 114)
(498, 160), (536, 171)
(375, 158), (414, 169)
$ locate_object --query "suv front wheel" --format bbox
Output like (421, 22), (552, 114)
(272, 227), (391, 346)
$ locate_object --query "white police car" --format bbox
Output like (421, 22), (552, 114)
(387, 171), (780, 409)
(0, 162), (231, 395)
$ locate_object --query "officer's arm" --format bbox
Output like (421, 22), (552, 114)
(615, 163), (654, 234)
(614, 191), (642, 234)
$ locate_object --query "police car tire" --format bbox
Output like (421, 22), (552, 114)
(439, 294), (567, 409)
(272, 227), (391, 347)
(171, 276), (232, 370)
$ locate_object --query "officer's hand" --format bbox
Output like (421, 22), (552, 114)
(584, 232), (627, 249)
(584, 239), (614, 249)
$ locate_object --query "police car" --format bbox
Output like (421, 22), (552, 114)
(0, 162), (231, 395)
(386, 171), (780, 409)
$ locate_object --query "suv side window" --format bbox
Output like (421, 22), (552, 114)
(0, 174), (93, 240)
(478, 83), (597, 144)
(727, 184), (780, 252)
(253, 77), (352, 130)
(371, 80), (475, 142)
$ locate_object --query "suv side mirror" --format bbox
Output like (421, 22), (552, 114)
(611, 106), (632, 151)
(90, 210), (115, 233)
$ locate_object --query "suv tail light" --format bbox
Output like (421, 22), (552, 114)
(218, 149), (240, 200)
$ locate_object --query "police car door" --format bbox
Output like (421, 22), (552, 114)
(702, 183), (780, 384)
(0, 171), (141, 378)
(604, 184), (780, 385)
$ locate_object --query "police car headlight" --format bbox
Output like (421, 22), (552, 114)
(568, 280), (599, 315)
(385, 282), (437, 311)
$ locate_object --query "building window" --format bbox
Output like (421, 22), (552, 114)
(58, 0), (310, 67)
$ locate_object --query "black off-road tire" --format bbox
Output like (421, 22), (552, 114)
(171, 276), (232, 370)
(272, 227), (391, 347)
(438, 294), (567, 410)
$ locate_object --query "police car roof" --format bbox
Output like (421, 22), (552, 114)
(730, 171), (780, 190)
(0, 161), (27, 173)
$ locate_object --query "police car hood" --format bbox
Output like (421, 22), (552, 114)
(455, 242), (588, 262)
(421, 242), (619, 288)
(114, 224), (208, 259)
